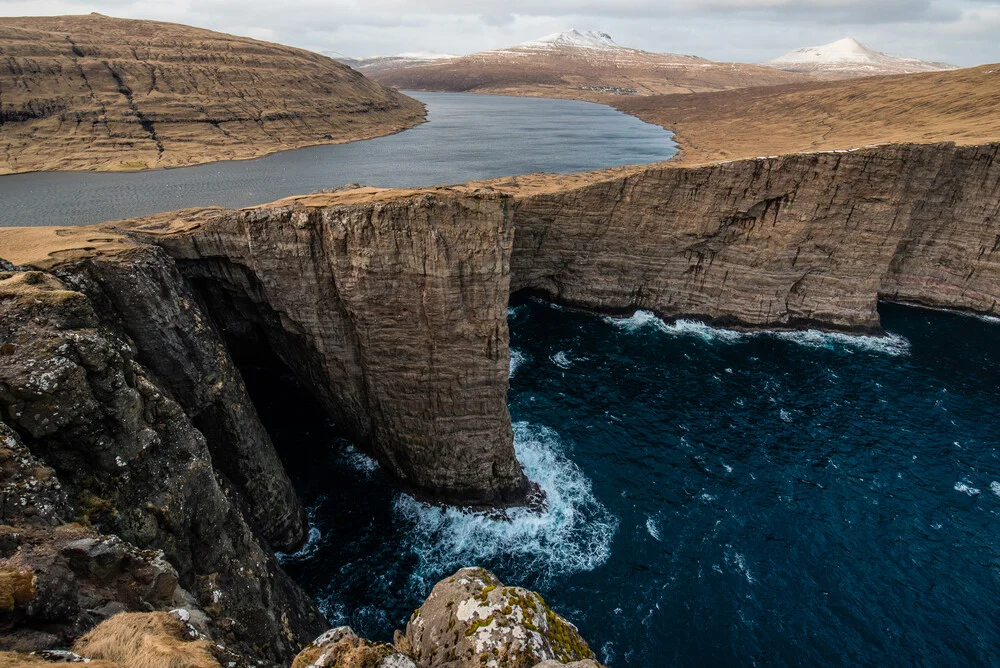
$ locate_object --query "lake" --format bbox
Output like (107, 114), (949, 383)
(0, 91), (677, 227)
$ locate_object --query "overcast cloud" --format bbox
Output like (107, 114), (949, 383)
(0, 0), (997, 66)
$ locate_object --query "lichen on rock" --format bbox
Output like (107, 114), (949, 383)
(395, 567), (598, 668)
(292, 626), (416, 668)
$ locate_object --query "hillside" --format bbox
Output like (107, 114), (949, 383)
(370, 29), (812, 101)
(0, 13), (425, 173)
(765, 37), (956, 78)
(613, 64), (1000, 165)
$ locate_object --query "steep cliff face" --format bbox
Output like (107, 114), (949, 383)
(510, 142), (1000, 331)
(0, 261), (325, 662)
(56, 246), (307, 551)
(1, 139), (998, 663)
(141, 191), (528, 507)
(0, 13), (425, 173)
(2, 142), (998, 514)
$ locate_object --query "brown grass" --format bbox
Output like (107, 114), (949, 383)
(614, 64), (1000, 166)
(0, 567), (36, 612)
(371, 48), (813, 102)
(72, 612), (220, 668)
(0, 652), (121, 667)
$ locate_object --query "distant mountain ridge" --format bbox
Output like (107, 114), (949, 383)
(765, 37), (956, 76)
(366, 28), (808, 101)
(335, 51), (459, 74)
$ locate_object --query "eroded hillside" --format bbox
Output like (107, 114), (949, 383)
(0, 13), (425, 173)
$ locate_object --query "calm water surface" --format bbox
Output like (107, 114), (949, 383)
(260, 301), (1000, 667)
(0, 91), (676, 227)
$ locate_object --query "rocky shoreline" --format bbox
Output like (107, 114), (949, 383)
(2, 140), (999, 664)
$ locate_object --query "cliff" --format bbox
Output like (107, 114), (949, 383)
(0, 14), (425, 173)
(0, 255), (326, 663)
(509, 142), (1000, 331)
(1, 139), (999, 663)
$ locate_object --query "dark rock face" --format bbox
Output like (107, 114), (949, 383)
(56, 247), (306, 552)
(511, 143), (1000, 332)
(0, 267), (325, 663)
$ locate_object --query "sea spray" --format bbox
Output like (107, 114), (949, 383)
(393, 421), (618, 588)
(276, 498), (325, 564)
(510, 347), (528, 377)
(602, 309), (911, 356)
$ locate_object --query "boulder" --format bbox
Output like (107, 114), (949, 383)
(395, 568), (598, 668)
(293, 626), (416, 668)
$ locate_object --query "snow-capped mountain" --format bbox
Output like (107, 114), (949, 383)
(368, 26), (809, 100)
(511, 29), (623, 51)
(334, 51), (459, 74)
(765, 38), (956, 77)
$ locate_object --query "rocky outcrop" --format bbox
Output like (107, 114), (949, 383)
(394, 567), (598, 668)
(292, 627), (416, 668)
(0, 14), (425, 173)
(0, 266), (325, 663)
(288, 568), (598, 668)
(57, 245), (307, 551)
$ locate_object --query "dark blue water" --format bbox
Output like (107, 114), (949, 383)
(0, 92), (676, 227)
(270, 300), (1000, 667)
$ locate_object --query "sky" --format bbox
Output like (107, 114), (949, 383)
(0, 0), (998, 66)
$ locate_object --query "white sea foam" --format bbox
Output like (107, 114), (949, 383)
(645, 516), (661, 541)
(507, 304), (528, 319)
(724, 546), (756, 585)
(992, 482), (1000, 497)
(550, 351), (573, 369)
(602, 309), (910, 356)
(978, 314), (1000, 325)
(954, 479), (981, 496)
(771, 329), (911, 356)
(340, 444), (379, 476)
(394, 422), (618, 586)
(779, 408), (794, 423)
(509, 348), (528, 377)
(276, 499), (325, 563)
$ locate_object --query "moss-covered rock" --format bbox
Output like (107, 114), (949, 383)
(395, 567), (599, 668)
(292, 626), (416, 668)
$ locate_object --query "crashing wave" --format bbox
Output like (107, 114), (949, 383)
(603, 310), (910, 356)
(276, 498), (325, 564)
(340, 444), (379, 476)
(394, 421), (618, 587)
(510, 348), (528, 377)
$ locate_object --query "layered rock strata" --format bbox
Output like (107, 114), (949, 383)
(0, 14), (425, 173)
(510, 142), (1000, 331)
(139, 193), (528, 507)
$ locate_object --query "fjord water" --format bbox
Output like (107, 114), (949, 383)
(266, 300), (1000, 667)
(0, 91), (676, 227)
